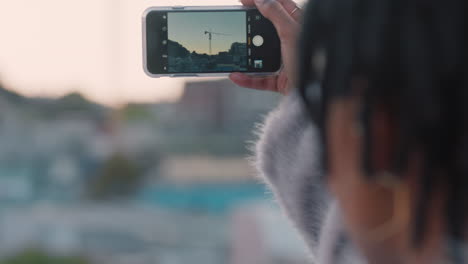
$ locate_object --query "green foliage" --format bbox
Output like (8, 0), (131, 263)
(88, 153), (142, 200)
(0, 249), (90, 264)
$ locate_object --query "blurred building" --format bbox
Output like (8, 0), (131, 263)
(157, 156), (253, 183)
(151, 79), (280, 156)
(176, 79), (278, 132)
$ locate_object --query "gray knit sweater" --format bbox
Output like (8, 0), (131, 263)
(254, 90), (365, 264)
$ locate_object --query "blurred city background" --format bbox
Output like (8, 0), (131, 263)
(0, 0), (310, 264)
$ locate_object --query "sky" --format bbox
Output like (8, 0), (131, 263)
(0, 0), (304, 106)
(168, 12), (246, 55)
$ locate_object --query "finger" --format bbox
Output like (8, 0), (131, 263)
(229, 72), (279, 92)
(253, 0), (298, 40)
(240, 0), (302, 22)
(277, 0), (303, 22)
(240, 0), (255, 7)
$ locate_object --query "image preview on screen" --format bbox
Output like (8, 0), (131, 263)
(167, 11), (247, 73)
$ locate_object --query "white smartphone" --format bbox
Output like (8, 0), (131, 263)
(143, 6), (282, 78)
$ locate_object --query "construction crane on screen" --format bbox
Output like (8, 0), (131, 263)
(204, 29), (231, 55)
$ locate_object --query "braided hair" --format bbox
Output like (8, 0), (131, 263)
(298, 0), (468, 262)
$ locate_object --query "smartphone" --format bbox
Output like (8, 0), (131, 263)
(143, 6), (281, 78)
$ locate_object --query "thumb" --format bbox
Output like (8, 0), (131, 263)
(254, 0), (297, 40)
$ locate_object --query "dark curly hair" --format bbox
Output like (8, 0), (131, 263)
(298, 0), (468, 262)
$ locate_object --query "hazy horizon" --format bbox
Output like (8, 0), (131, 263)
(0, 0), (242, 106)
(0, 0), (305, 106)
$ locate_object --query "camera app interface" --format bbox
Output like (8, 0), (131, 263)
(167, 12), (247, 73)
(147, 9), (280, 74)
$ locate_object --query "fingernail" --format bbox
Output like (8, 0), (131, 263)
(254, 0), (265, 5)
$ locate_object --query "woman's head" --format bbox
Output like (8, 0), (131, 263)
(298, 0), (468, 262)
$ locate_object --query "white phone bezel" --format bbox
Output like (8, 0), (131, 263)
(142, 6), (282, 78)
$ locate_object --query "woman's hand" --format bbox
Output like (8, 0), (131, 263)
(229, 0), (302, 95)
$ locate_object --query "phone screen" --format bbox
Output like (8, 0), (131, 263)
(145, 8), (281, 75)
